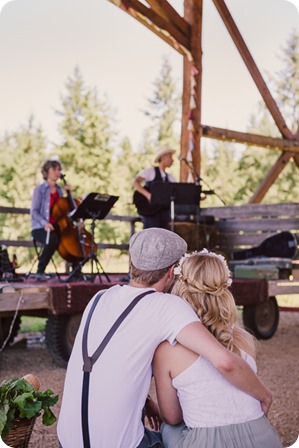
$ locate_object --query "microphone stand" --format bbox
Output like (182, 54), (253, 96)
(180, 158), (226, 206)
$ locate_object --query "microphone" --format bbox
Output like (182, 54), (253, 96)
(178, 156), (202, 180)
(202, 189), (215, 195)
(60, 173), (66, 180)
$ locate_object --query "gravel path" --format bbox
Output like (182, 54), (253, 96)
(0, 311), (298, 448)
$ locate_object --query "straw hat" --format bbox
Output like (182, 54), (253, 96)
(154, 146), (176, 163)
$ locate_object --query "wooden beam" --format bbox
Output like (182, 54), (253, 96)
(108, 0), (189, 55)
(146, 0), (191, 38)
(0, 290), (50, 312)
(249, 152), (293, 203)
(146, 0), (169, 21)
(180, 59), (192, 181)
(124, 0), (191, 51)
(212, 0), (294, 141)
(201, 125), (299, 153)
(293, 154), (299, 168)
(190, 0), (203, 175)
(180, 0), (193, 182)
(0, 206), (30, 214)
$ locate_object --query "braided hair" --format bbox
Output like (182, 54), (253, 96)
(172, 251), (254, 355)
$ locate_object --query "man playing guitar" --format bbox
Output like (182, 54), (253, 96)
(133, 146), (176, 229)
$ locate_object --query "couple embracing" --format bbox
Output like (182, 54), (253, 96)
(58, 227), (282, 448)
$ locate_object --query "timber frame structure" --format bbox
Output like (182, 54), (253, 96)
(108, 0), (299, 203)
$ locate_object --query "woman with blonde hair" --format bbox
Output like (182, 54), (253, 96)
(153, 249), (282, 448)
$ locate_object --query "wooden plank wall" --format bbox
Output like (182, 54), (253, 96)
(200, 202), (299, 256)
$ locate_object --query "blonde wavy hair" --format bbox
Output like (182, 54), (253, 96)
(171, 251), (255, 356)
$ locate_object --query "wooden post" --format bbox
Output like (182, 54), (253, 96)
(180, 0), (193, 182)
(190, 0), (203, 177)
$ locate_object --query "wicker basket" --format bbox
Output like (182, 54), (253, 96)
(3, 417), (36, 448)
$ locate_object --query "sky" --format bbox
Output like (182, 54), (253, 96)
(0, 0), (298, 151)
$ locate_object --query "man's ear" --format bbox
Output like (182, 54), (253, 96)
(163, 265), (176, 293)
(168, 264), (175, 277)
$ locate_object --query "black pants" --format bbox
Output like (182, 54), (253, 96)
(31, 228), (60, 274)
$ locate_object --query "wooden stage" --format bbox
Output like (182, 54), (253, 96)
(1, 273), (298, 319)
(0, 273), (127, 318)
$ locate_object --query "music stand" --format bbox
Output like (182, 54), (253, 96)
(150, 182), (201, 232)
(65, 193), (119, 283)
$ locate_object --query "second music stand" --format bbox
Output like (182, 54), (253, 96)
(66, 193), (119, 283)
(150, 182), (201, 232)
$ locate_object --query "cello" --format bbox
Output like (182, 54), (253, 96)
(52, 174), (97, 263)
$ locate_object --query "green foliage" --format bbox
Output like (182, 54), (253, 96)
(0, 116), (47, 208)
(201, 142), (240, 206)
(0, 117), (48, 254)
(113, 138), (137, 211)
(141, 56), (181, 162)
(54, 66), (122, 245)
(54, 66), (115, 198)
(0, 377), (58, 438)
(19, 317), (46, 334)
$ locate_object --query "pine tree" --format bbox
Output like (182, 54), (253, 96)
(202, 141), (239, 206)
(53, 66), (123, 251)
(0, 116), (47, 263)
(140, 56), (181, 169)
(54, 66), (115, 198)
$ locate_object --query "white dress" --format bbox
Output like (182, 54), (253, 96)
(162, 351), (282, 448)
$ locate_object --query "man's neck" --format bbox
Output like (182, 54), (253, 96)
(130, 280), (167, 292)
(129, 277), (168, 293)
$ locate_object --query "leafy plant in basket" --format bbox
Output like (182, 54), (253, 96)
(0, 374), (58, 438)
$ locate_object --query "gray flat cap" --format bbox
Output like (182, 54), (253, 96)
(129, 227), (187, 271)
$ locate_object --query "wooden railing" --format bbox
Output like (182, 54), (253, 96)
(0, 206), (141, 251)
(200, 202), (299, 258)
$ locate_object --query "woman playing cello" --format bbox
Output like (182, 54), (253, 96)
(31, 159), (74, 281)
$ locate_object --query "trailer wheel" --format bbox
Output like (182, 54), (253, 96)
(243, 296), (279, 340)
(45, 313), (82, 368)
(0, 316), (21, 346)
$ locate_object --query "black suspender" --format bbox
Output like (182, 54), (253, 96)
(81, 289), (155, 448)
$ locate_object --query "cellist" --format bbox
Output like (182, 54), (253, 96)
(30, 159), (71, 281)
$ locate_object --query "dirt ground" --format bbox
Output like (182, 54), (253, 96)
(0, 311), (298, 448)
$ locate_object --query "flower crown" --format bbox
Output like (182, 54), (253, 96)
(174, 248), (232, 286)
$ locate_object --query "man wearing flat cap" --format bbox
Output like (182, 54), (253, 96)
(58, 228), (272, 448)
(133, 146), (176, 229)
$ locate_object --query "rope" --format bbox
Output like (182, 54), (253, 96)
(0, 291), (23, 352)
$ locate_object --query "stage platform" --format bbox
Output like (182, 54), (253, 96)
(0, 273), (128, 317)
(1, 273), (297, 317)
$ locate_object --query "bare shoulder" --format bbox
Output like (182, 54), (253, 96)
(153, 341), (186, 365)
(154, 341), (174, 359)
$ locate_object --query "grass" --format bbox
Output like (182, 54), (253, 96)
(19, 317), (46, 333)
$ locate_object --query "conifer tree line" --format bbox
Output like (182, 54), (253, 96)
(0, 31), (298, 266)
